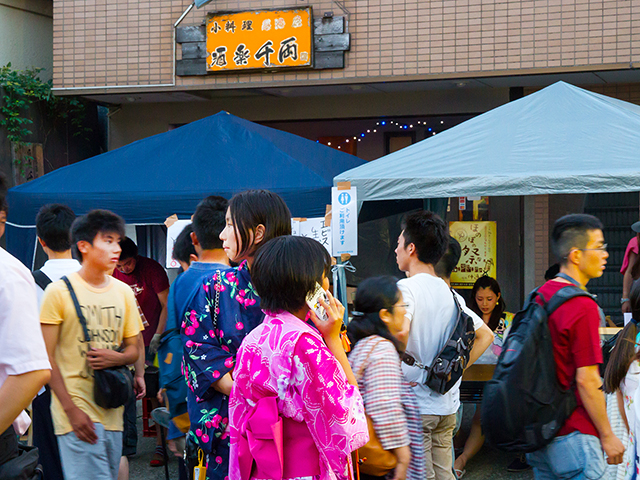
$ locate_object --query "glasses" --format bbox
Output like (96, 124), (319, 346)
(394, 303), (409, 309)
(579, 243), (608, 252)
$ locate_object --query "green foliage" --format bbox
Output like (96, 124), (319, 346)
(0, 63), (91, 178)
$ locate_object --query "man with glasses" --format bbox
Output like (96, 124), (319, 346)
(525, 214), (624, 478)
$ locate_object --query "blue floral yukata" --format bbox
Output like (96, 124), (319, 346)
(180, 261), (263, 480)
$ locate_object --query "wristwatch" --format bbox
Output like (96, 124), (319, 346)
(621, 298), (630, 305)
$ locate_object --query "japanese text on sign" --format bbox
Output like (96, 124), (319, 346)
(449, 221), (497, 289)
(206, 8), (312, 72)
(291, 218), (332, 256)
(331, 186), (358, 256)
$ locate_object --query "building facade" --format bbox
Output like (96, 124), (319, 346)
(51, 0), (640, 315)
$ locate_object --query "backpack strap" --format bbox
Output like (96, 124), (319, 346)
(544, 285), (595, 316)
(61, 276), (92, 344)
(32, 270), (52, 290)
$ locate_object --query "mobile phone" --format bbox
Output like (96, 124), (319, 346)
(306, 282), (329, 322)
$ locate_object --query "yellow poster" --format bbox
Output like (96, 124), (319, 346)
(206, 8), (313, 72)
(449, 221), (497, 289)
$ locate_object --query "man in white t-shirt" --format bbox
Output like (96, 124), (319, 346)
(33, 204), (81, 304)
(0, 173), (51, 441)
(395, 211), (493, 480)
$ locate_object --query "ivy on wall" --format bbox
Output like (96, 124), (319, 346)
(0, 63), (91, 180)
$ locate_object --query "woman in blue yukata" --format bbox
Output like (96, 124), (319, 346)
(180, 190), (292, 480)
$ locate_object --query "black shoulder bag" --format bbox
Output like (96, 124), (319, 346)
(402, 289), (477, 394)
(61, 276), (133, 409)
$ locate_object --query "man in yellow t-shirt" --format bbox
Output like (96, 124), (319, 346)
(40, 210), (143, 480)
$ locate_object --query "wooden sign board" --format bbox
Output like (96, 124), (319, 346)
(206, 8), (313, 72)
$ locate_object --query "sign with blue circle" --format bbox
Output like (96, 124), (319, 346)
(331, 185), (358, 256)
(338, 192), (351, 205)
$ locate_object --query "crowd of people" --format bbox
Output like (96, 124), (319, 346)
(0, 169), (639, 480)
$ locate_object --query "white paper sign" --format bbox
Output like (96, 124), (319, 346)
(292, 217), (332, 255)
(291, 219), (300, 236)
(624, 312), (633, 326)
(300, 218), (332, 256)
(331, 186), (358, 256)
(166, 220), (191, 268)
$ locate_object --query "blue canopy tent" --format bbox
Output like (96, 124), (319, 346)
(7, 111), (365, 267)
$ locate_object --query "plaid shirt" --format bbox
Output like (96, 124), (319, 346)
(349, 336), (426, 480)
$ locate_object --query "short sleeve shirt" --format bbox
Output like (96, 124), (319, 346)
(36, 258), (82, 306)
(40, 272), (143, 434)
(0, 248), (51, 390)
(398, 273), (484, 415)
(113, 256), (170, 345)
(538, 279), (603, 438)
(621, 237), (639, 275)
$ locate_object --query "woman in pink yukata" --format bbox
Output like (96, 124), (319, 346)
(229, 236), (369, 480)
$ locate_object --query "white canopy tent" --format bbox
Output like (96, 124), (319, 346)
(335, 81), (640, 199)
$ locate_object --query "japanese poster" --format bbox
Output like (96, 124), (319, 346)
(292, 217), (332, 256)
(332, 185), (358, 256)
(449, 221), (497, 289)
(206, 8), (312, 72)
(166, 219), (191, 268)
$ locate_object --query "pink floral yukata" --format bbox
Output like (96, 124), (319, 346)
(229, 311), (369, 480)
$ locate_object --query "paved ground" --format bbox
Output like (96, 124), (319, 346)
(453, 405), (534, 480)
(129, 402), (179, 480)
(127, 401), (534, 480)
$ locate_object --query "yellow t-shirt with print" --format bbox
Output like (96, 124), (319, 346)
(40, 272), (143, 435)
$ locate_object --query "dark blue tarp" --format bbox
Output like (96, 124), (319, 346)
(6, 111), (364, 266)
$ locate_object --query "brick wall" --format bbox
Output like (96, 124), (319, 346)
(533, 194), (550, 286)
(53, 0), (640, 90)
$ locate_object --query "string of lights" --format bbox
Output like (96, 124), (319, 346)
(317, 119), (447, 150)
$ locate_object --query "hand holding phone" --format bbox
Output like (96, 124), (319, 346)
(306, 283), (329, 322)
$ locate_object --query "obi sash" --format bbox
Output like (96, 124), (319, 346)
(237, 396), (321, 480)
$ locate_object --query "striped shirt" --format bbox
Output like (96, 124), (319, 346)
(349, 336), (426, 480)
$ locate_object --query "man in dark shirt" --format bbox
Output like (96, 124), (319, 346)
(114, 237), (170, 357)
(526, 214), (624, 478)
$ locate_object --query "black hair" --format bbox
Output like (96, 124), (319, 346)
(229, 190), (292, 260)
(252, 235), (331, 314)
(173, 224), (196, 264)
(0, 171), (8, 214)
(192, 195), (227, 250)
(401, 210), (448, 266)
(347, 276), (403, 352)
(71, 209), (125, 261)
(551, 214), (604, 265)
(470, 276), (506, 331)
(36, 204), (76, 252)
(119, 237), (138, 260)
(604, 282), (640, 393)
(435, 237), (462, 279)
(544, 263), (561, 281)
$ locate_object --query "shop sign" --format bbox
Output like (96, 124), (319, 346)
(206, 8), (313, 72)
(449, 221), (497, 289)
(332, 184), (358, 256)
